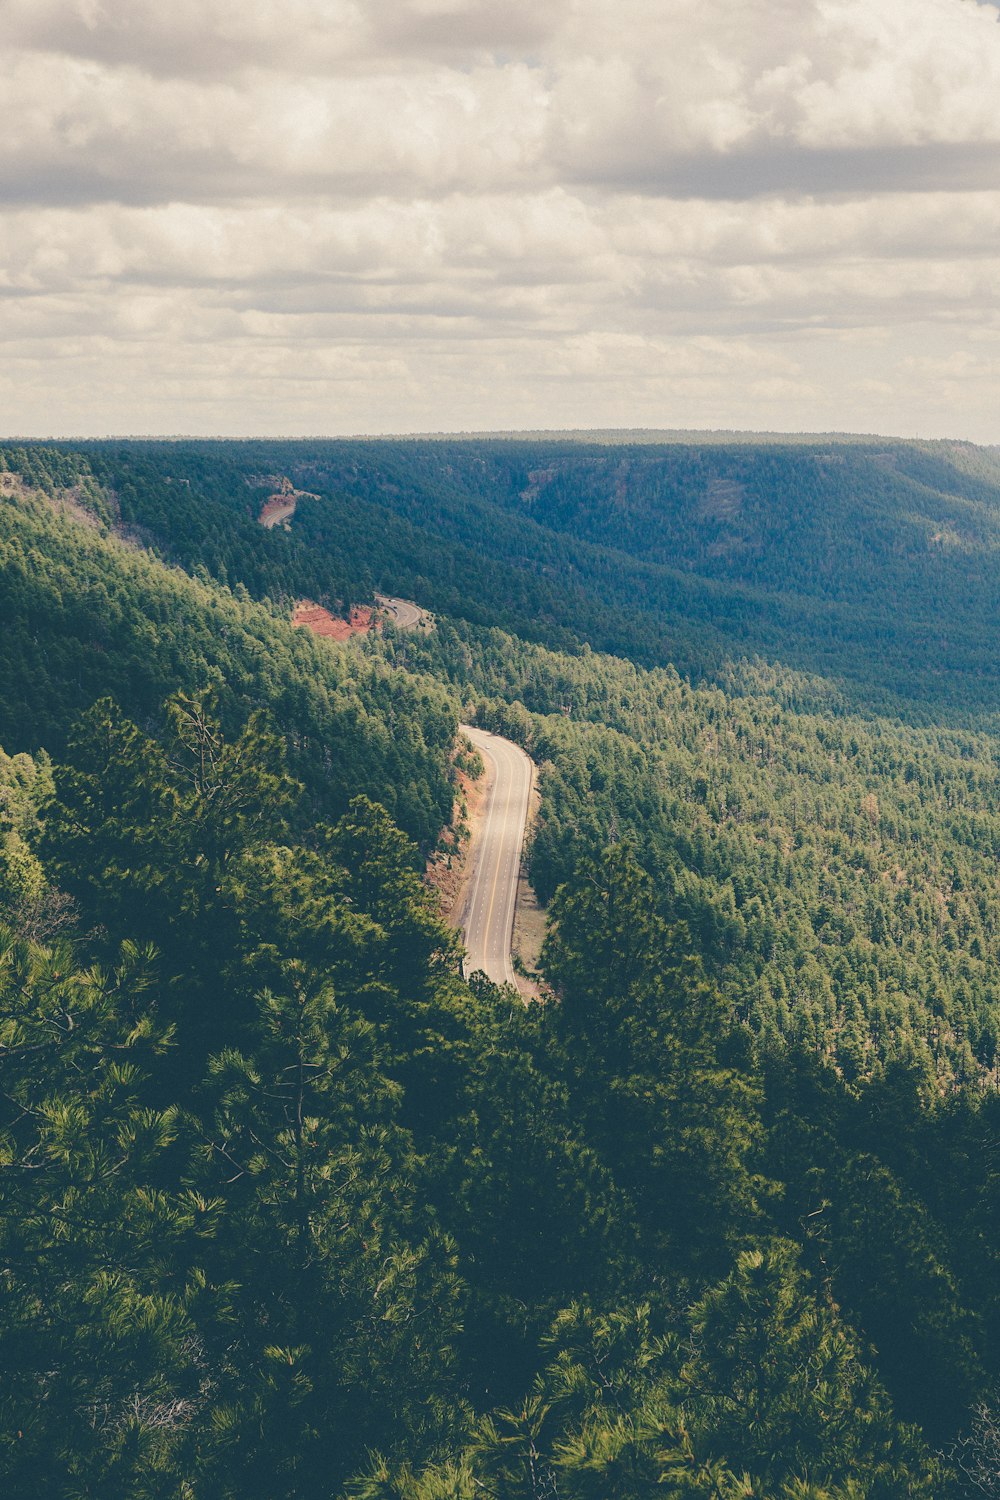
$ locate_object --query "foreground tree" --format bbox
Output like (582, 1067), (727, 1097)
(0, 930), (225, 1498)
(541, 841), (763, 1277)
(352, 1244), (947, 1499)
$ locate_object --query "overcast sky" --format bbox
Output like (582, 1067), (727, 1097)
(3, 0), (1000, 440)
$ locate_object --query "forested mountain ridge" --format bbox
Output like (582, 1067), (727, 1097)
(0, 460), (455, 845)
(4, 439), (1000, 1495)
(385, 616), (1000, 1087)
(26, 431), (1000, 717)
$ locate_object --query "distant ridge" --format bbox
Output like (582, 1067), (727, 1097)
(10, 428), (994, 449)
(0, 428), (924, 446)
(370, 427), (903, 446)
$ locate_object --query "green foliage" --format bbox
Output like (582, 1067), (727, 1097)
(47, 432), (1000, 717)
(0, 745), (56, 937)
(5, 435), (1000, 1495)
(358, 1247), (945, 1498)
(0, 466), (456, 847)
(191, 975), (467, 1497)
(388, 614), (1000, 1087)
(0, 930), (222, 1498)
(542, 842), (763, 1274)
(5, 680), (960, 1495)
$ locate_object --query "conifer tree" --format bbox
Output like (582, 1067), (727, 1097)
(542, 841), (762, 1274)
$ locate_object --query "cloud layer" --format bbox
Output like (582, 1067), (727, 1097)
(2, 0), (1000, 438)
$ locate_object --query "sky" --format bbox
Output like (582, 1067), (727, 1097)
(3, 0), (1000, 441)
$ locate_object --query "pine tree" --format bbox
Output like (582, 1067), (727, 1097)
(0, 929), (225, 1498)
(541, 841), (763, 1274)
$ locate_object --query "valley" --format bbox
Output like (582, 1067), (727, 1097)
(4, 434), (1000, 1497)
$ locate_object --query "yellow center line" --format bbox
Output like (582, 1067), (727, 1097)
(482, 740), (508, 974)
(459, 727), (531, 987)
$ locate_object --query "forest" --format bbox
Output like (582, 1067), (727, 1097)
(4, 437), (1000, 1497)
(39, 432), (1000, 718)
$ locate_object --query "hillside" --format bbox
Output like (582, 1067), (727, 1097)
(4, 438), (1000, 1496)
(0, 454), (455, 847)
(34, 433), (1000, 717)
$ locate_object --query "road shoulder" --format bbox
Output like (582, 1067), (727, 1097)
(426, 733), (494, 922)
(511, 768), (547, 1000)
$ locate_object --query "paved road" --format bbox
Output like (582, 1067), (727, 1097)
(376, 594), (424, 629)
(259, 498), (296, 529)
(458, 725), (533, 987)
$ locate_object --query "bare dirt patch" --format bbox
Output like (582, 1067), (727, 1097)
(0, 472), (25, 500)
(426, 755), (487, 918)
(929, 527), (968, 550)
(50, 487), (102, 530)
(697, 476), (745, 522)
(292, 601), (377, 640)
(260, 497), (298, 529)
(2, 471), (103, 531)
(519, 467), (557, 504)
(293, 595), (431, 642)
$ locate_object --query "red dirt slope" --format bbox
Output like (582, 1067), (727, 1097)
(292, 601), (378, 640)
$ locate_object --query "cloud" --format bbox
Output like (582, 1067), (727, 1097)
(0, 0), (368, 77)
(0, 0), (564, 77)
(546, 0), (1000, 192)
(1, 0), (1000, 438)
(0, 50), (552, 208)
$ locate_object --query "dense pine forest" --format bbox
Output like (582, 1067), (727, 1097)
(6, 435), (1000, 1496)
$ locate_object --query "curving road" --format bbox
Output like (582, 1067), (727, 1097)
(376, 594), (425, 629)
(457, 724), (533, 987)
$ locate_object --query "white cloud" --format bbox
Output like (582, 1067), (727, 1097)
(2, 0), (1000, 437)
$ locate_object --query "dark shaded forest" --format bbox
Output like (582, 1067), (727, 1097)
(37, 432), (1000, 718)
(4, 438), (1000, 1497)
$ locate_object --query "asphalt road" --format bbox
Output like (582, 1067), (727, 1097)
(458, 724), (533, 987)
(376, 594), (424, 629)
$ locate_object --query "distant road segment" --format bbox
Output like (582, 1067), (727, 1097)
(376, 594), (425, 629)
(458, 725), (533, 987)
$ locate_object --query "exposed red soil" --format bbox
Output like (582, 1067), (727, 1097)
(292, 600), (379, 640)
(426, 763), (484, 916)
